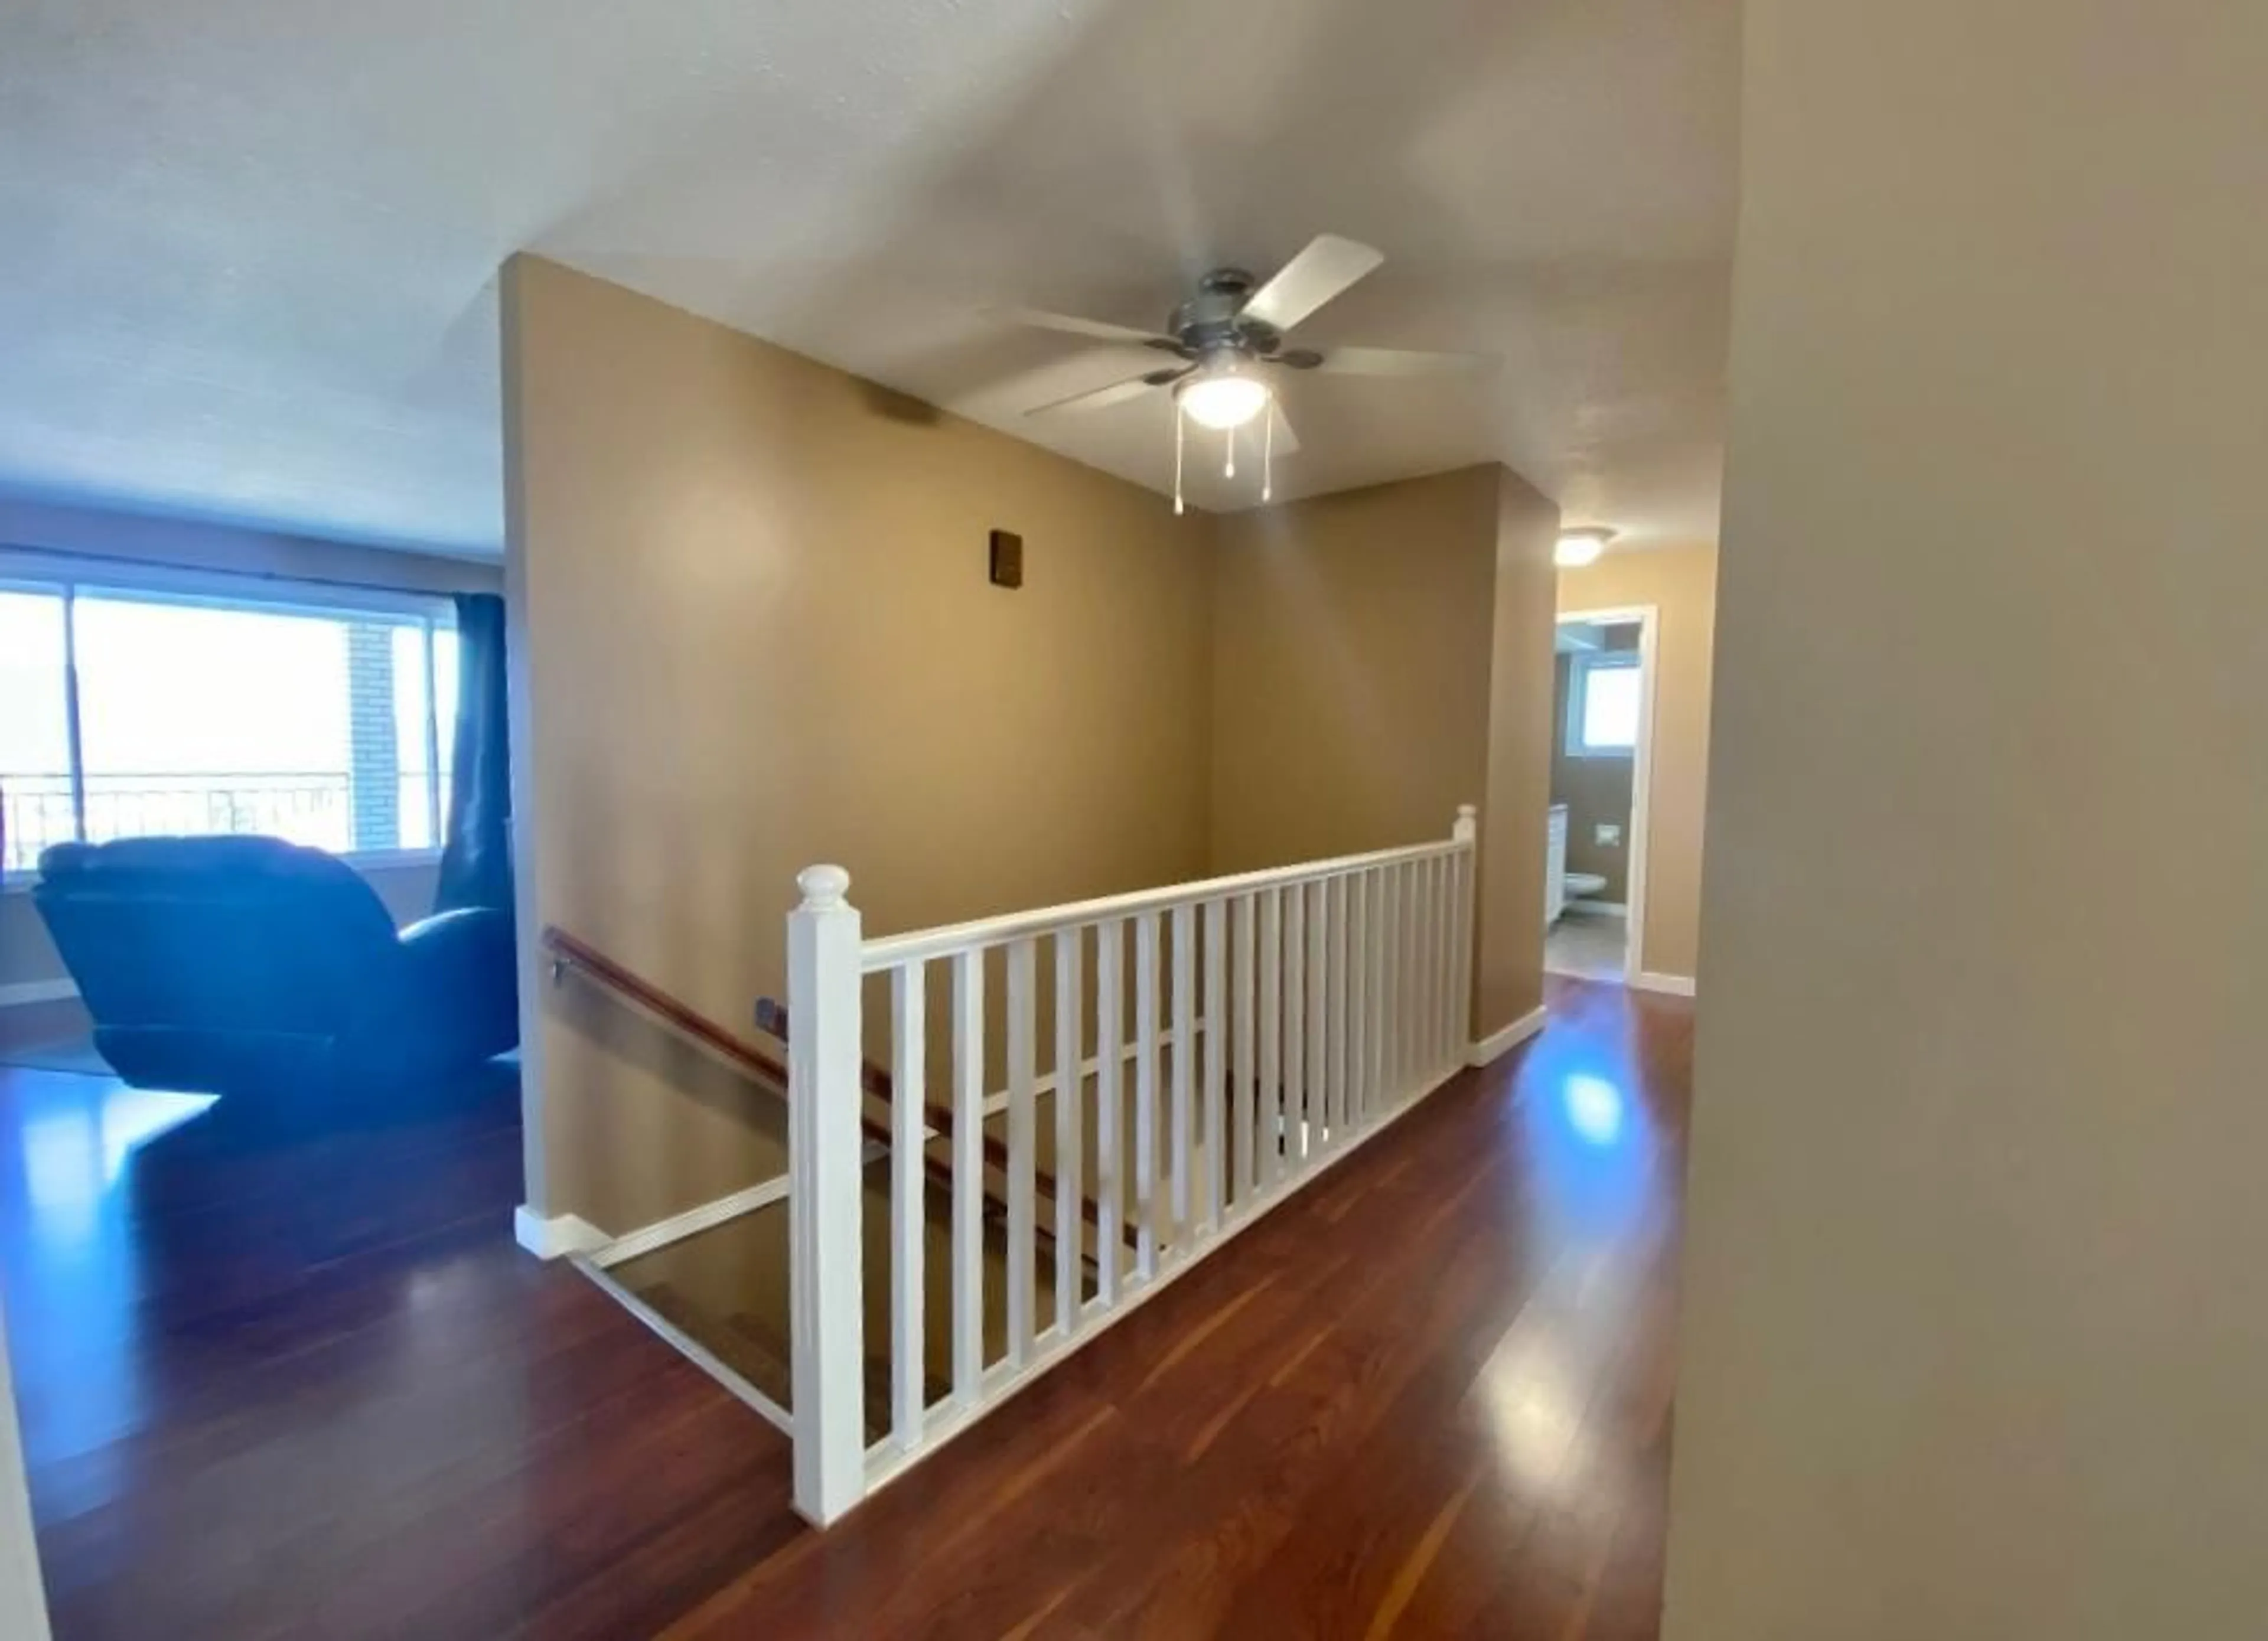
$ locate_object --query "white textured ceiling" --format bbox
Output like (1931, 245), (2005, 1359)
(0, 0), (1738, 555)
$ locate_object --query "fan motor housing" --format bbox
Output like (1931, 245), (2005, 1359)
(1170, 267), (1283, 357)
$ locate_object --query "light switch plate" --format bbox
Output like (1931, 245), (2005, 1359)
(1596, 823), (1623, 847)
(989, 528), (1024, 588)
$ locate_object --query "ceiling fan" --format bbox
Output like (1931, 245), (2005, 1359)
(993, 234), (1494, 510)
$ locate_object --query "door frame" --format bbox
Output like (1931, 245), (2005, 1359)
(1552, 603), (1660, 987)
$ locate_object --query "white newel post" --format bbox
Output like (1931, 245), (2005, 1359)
(787, 864), (866, 1525)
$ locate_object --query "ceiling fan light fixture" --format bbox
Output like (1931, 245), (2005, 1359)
(1555, 527), (1617, 568)
(1175, 365), (1271, 431)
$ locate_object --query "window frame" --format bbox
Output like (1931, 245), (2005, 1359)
(0, 553), (459, 886)
(1565, 649), (1643, 760)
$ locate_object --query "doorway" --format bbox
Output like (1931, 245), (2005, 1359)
(1546, 606), (1657, 986)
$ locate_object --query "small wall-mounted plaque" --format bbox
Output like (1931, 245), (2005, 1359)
(989, 528), (1024, 589)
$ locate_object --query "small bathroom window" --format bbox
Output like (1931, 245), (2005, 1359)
(1567, 652), (1641, 757)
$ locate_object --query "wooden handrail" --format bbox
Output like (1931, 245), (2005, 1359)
(544, 926), (792, 1086)
(539, 925), (1116, 1245)
(858, 824), (1473, 971)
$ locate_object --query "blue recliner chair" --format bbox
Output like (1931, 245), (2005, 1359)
(32, 836), (517, 1105)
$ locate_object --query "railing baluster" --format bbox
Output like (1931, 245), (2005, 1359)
(951, 950), (984, 1399)
(1451, 805), (1478, 1066)
(1400, 862), (1419, 1097)
(1306, 878), (1327, 1167)
(1169, 903), (1195, 1258)
(1133, 911), (1161, 1280)
(1233, 893), (1256, 1205)
(1054, 927), (1084, 1339)
(1006, 938), (1038, 1365)
(1259, 887), (1282, 1190)
(1442, 852), (1460, 1069)
(1416, 861), (1432, 1085)
(1094, 919), (1123, 1306)
(1348, 870), (1369, 1128)
(1415, 852), (1433, 1083)
(1328, 873), (1349, 1145)
(1398, 861), (1414, 1095)
(1427, 859), (1442, 1076)
(1370, 867), (1390, 1117)
(1201, 896), (1227, 1231)
(1397, 856), (1415, 1088)
(889, 963), (926, 1448)
(1282, 883), (1305, 1172)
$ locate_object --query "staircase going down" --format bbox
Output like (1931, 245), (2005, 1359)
(539, 926), (1112, 1428)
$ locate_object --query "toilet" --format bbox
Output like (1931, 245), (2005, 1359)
(1563, 870), (1609, 905)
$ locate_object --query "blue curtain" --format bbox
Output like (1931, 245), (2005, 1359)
(435, 593), (514, 915)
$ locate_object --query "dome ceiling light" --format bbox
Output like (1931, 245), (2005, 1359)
(1556, 527), (1618, 567)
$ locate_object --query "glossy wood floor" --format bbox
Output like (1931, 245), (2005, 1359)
(3, 977), (1689, 1639)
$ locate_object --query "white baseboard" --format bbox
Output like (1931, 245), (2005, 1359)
(0, 979), (77, 1009)
(1630, 971), (1697, 998)
(1467, 1004), (1549, 1068)
(513, 1206), (608, 1261)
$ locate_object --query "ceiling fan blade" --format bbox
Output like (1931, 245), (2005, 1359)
(989, 306), (1175, 348)
(1024, 369), (1179, 416)
(1311, 346), (1497, 377)
(1240, 235), (1384, 333)
(1272, 348), (1325, 370)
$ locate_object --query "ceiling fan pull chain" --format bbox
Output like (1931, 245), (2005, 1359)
(1174, 407), (1186, 516)
(1263, 409), (1275, 503)
(1225, 423), (1237, 480)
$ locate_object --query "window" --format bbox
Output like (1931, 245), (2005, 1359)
(1566, 651), (1641, 758)
(0, 568), (458, 875)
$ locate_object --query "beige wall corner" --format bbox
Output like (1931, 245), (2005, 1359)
(1556, 543), (1718, 981)
(1201, 459), (1556, 1048)
(1207, 466), (1504, 877)
(1474, 467), (1560, 1039)
(1667, 5), (2268, 1637)
(501, 256), (1215, 1233)
(500, 254), (554, 1223)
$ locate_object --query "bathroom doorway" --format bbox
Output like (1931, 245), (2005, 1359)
(1546, 606), (1657, 985)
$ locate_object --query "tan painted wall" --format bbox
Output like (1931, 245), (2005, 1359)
(1210, 464), (1557, 1042)
(1664, 5), (2268, 1637)
(503, 257), (1216, 1232)
(1210, 468), (1500, 872)
(1557, 545), (1717, 980)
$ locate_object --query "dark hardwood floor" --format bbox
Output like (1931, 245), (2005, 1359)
(2, 977), (1689, 1639)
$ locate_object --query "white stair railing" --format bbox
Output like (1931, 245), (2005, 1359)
(785, 805), (1480, 1525)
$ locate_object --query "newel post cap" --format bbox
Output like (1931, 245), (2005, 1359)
(1454, 803), (1479, 841)
(797, 864), (852, 908)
